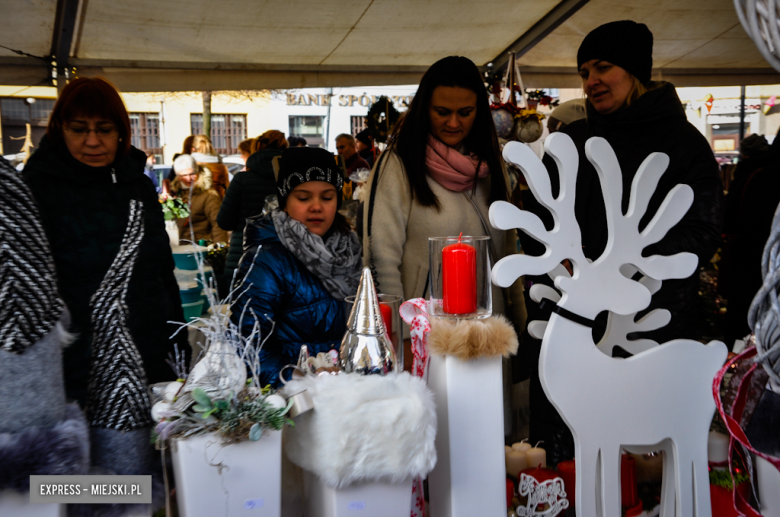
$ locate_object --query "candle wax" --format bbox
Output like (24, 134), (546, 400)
(442, 240), (477, 314)
(511, 441), (532, 452)
(505, 449), (528, 477)
(526, 447), (547, 469)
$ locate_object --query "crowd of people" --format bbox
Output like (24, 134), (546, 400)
(5, 19), (768, 503)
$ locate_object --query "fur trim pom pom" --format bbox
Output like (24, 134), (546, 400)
(428, 314), (519, 360)
(283, 372), (437, 488)
(0, 403), (89, 492)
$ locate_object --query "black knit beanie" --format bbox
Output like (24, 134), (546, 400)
(577, 20), (654, 85)
(276, 146), (344, 208)
(355, 129), (371, 146)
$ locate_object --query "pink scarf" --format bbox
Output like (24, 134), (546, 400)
(426, 135), (489, 192)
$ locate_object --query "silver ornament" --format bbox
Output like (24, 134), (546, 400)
(339, 267), (397, 375)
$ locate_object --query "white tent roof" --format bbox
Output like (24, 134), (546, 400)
(1, 0), (778, 91)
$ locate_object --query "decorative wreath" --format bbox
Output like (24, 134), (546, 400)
(366, 96), (401, 144)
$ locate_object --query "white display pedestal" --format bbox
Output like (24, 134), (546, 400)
(0, 490), (63, 517)
(303, 470), (412, 517)
(172, 430), (282, 517)
(426, 354), (505, 517)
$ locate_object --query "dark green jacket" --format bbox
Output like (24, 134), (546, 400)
(217, 149), (282, 283)
(23, 136), (189, 405)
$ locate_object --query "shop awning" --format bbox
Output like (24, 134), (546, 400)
(1, 0), (778, 91)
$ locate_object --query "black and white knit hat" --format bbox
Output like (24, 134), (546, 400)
(276, 147), (344, 208)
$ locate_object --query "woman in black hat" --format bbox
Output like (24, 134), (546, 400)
(231, 147), (363, 387)
(519, 20), (724, 465)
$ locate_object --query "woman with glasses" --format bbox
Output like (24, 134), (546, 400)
(22, 78), (188, 501)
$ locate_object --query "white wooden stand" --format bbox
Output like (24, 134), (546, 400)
(172, 430), (282, 517)
(426, 353), (505, 517)
(302, 470), (412, 517)
(0, 490), (63, 517)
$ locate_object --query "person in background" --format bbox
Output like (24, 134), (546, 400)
(22, 77), (188, 407)
(335, 133), (370, 174)
(182, 135), (195, 154)
(171, 154), (229, 244)
(191, 134), (230, 198)
(288, 135), (307, 147)
(720, 133), (774, 343)
(520, 20), (723, 466)
(546, 99), (586, 133)
(363, 56), (525, 370)
(238, 138), (254, 167)
(355, 128), (377, 167)
(143, 150), (160, 192)
(231, 147), (362, 387)
(218, 130), (288, 285)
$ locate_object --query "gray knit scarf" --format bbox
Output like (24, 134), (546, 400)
(271, 210), (362, 301)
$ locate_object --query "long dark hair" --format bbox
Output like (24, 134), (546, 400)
(389, 56), (507, 209)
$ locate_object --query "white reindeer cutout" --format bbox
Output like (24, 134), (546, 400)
(527, 270), (670, 357)
(492, 135), (727, 517)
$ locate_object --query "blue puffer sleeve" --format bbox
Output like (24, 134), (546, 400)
(231, 245), (285, 384)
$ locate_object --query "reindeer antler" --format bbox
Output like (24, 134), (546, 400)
(491, 135), (586, 288)
(491, 134), (699, 318)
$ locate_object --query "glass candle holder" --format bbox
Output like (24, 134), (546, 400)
(428, 235), (492, 320)
(345, 293), (403, 371)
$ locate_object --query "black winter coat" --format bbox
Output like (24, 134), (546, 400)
(217, 149), (282, 282)
(522, 82), (724, 343)
(23, 136), (189, 405)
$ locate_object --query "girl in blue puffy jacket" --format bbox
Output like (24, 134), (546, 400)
(231, 147), (363, 387)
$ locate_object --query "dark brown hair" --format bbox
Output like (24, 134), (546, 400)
(389, 56), (507, 209)
(253, 130), (288, 152)
(238, 138), (255, 155)
(181, 135), (195, 154)
(47, 77), (131, 156)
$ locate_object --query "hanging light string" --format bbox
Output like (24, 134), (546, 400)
(747, 201), (780, 385)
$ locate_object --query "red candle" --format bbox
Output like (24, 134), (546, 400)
(621, 454), (640, 510)
(557, 460), (576, 506)
(379, 302), (393, 336)
(442, 233), (477, 315)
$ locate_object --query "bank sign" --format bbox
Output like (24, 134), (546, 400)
(286, 93), (414, 108)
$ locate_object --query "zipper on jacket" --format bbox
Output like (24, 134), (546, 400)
(111, 168), (117, 183)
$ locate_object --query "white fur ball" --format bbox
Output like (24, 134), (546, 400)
(265, 394), (287, 410)
(164, 381), (183, 402)
(151, 401), (172, 421)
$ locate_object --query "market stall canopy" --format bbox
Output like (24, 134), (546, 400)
(1, 0), (778, 91)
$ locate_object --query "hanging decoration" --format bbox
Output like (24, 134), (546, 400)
(489, 52), (546, 143)
(515, 470), (569, 517)
(705, 94), (714, 114)
(366, 96), (400, 144)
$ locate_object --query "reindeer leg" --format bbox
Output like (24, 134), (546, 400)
(599, 446), (622, 517)
(672, 440), (694, 517)
(576, 443), (600, 517)
(659, 441), (677, 517)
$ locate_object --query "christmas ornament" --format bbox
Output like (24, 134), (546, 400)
(514, 114), (544, 144)
(339, 267), (397, 375)
(492, 109), (515, 138)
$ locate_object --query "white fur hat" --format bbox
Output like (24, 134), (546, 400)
(173, 154), (197, 174)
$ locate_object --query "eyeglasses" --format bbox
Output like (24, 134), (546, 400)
(63, 125), (118, 139)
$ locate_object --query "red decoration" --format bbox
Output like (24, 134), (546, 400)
(621, 454), (641, 511)
(711, 481), (751, 517)
(506, 478), (515, 508)
(442, 233), (477, 315)
(556, 460), (576, 506)
(379, 303), (393, 336)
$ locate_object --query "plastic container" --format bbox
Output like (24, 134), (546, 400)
(179, 282), (202, 304)
(182, 300), (204, 322)
(174, 266), (214, 290)
(171, 244), (208, 271)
